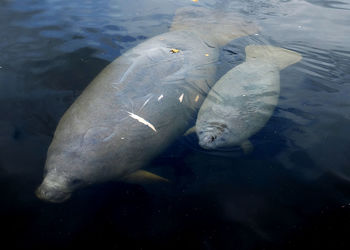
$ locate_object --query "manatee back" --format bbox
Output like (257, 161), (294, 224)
(170, 6), (259, 46)
(49, 29), (222, 180)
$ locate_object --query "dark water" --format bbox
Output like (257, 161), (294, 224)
(1, 0), (350, 249)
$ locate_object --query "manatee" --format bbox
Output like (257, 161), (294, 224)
(35, 7), (258, 203)
(196, 45), (302, 150)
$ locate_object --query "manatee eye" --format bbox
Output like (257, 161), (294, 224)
(70, 179), (83, 186)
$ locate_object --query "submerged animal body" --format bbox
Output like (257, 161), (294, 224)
(196, 45), (302, 150)
(35, 7), (258, 203)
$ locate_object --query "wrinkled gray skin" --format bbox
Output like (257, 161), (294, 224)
(196, 60), (280, 149)
(36, 7), (258, 203)
(196, 45), (301, 150)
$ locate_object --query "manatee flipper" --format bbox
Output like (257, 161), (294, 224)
(245, 45), (302, 70)
(184, 126), (196, 136)
(240, 140), (254, 155)
(123, 170), (170, 184)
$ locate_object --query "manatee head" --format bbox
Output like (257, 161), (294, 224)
(196, 120), (234, 150)
(36, 140), (90, 203)
(196, 102), (243, 150)
(36, 125), (125, 203)
(35, 171), (74, 203)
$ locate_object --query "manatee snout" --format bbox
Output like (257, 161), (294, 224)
(198, 133), (216, 149)
(198, 131), (226, 149)
(35, 179), (72, 203)
(197, 122), (229, 149)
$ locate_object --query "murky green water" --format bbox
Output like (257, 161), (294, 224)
(1, 0), (350, 249)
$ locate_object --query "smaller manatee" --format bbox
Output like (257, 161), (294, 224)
(196, 45), (302, 150)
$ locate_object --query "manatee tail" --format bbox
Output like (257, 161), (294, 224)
(245, 45), (302, 70)
(171, 7), (259, 46)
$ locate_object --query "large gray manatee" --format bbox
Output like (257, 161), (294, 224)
(35, 7), (258, 203)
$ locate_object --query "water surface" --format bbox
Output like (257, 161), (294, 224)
(1, 0), (350, 249)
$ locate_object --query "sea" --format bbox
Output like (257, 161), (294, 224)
(0, 0), (350, 249)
